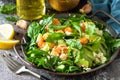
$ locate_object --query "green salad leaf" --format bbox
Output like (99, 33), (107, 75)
(0, 4), (16, 14)
(27, 22), (41, 49)
(46, 33), (65, 44)
(72, 22), (81, 36)
(85, 22), (96, 35)
(66, 39), (82, 50)
(40, 15), (54, 31)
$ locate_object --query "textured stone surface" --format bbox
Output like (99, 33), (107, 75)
(0, 0), (120, 80)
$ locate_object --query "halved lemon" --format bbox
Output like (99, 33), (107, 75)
(0, 39), (19, 49)
(0, 24), (15, 40)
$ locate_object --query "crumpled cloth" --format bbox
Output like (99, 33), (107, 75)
(89, 0), (120, 35)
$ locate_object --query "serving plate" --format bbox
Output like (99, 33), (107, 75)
(14, 10), (120, 76)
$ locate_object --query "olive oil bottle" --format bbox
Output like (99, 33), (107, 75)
(16, 0), (45, 20)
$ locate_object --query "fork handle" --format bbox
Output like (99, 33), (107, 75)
(24, 69), (49, 80)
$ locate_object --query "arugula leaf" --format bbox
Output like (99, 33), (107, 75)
(37, 56), (60, 69)
(110, 39), (120, 49)
(40, 15), (54, 31)
(26, 48), (48, 63)
(27, 48), (48, 56)
(48, 18), (70, 31)
(0, 4), (16, 14)
(94, 21), (106, 30)
(72, 22), (81, 36)
(49, 25), (67, 30)
(27, 22), (41, 38)
(46, 33), (65, 44)
(27, 22), (41, 48)
(68, 14), (86, 22)
(59, 59), (73, 66)
(68, 66), (80, 72)
(103, 31), (120, 51)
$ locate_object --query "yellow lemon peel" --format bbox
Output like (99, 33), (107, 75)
(0, 39), (20, 49)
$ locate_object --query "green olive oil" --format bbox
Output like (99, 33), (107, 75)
(16, 0), (45, 20)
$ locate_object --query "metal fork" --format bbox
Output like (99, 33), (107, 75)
(0, 53), (49, 80)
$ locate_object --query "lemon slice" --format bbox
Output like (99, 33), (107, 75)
(0, 39), (19, 49)
(0, 24), (15, 40)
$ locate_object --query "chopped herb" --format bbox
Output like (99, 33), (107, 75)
(5, 16), (20, 22)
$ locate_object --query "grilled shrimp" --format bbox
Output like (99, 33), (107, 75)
(52, 18), (61, 25)
(37, 33), (49, 49)
(55, 30), (64, 33)
(80, 22), (87, 33)
(51, 46), (68, 60)
(79, 37), (88, 45)
(37, 37), (46, 49)
(63, 26), (73, 35)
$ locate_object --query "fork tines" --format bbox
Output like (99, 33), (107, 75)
(1, 53), (22, 73)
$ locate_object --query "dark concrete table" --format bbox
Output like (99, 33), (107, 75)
(1, 0), (120, 80)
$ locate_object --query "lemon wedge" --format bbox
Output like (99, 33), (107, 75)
(0, 39), (19, 49)
(0, 24), (15, 40)
(0, 24), (20, 49)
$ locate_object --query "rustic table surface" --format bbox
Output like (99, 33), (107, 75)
(0, 0), (120, 80)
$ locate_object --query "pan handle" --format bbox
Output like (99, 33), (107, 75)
(89, 10), (120, 38)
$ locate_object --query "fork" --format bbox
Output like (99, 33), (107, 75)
(0, 53), (49, 80)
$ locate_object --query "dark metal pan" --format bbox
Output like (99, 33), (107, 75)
(14, 10), (120, 76)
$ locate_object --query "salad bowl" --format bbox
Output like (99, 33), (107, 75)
(14, 10), (120, 76)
